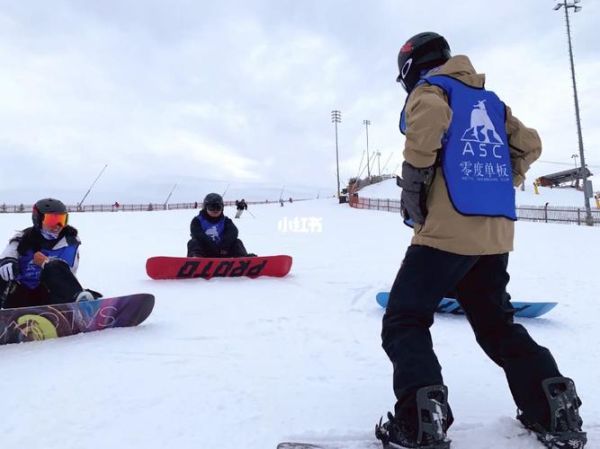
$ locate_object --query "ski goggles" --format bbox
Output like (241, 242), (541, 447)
(42, 212), (68, 229)
(206, 203), (223, 212)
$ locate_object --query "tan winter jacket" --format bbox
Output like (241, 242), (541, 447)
(403, 55), (541, 255)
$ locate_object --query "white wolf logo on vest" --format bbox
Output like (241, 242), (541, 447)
(461, 100), (503, 145)
(206, 226), (220, 242)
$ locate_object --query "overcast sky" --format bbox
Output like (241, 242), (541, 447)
(0, 0), (598, 203)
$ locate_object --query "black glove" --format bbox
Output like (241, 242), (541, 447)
(396, 161), (434, 225)
(0, 258), (19, 282)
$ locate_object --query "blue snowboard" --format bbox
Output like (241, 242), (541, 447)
(375, 292), (557, 318)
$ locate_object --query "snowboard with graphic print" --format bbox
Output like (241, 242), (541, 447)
(0, 293), (154, 345)
(145, 255), (293, 280)
(376, 292), (556, 318)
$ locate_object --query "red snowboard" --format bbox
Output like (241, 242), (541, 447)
(146, 255), (293, 280)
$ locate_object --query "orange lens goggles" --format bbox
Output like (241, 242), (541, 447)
(42, 213), (68, 228)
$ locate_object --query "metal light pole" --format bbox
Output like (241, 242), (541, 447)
(77, 164), (108, 210)
(331, 110), (342, 198)
(554, 0), (593, 225)
(363, 119), (371, 179)
(571, 153), (579, 169)
(571, 153), (580, 188)
(163, 183), (178, 209)
(376, 151), (382, 176)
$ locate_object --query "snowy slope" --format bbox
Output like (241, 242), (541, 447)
(0, 200), (598, 449)
(359, 177), (597, 208)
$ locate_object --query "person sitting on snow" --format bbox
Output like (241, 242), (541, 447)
(187, 193), (255, 258)
(0, 198), (100, 309)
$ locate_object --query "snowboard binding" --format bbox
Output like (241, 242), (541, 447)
(375, 385), (451, 449)
(520, 377), (587, 449)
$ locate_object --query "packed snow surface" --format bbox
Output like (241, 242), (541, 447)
(0, 198), (598, 449)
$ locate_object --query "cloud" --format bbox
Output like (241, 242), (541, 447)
(0, 0), (598, 203)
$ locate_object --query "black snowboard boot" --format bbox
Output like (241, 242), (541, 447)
(375, 385), (451, 449)
(518, 377), (587, 449)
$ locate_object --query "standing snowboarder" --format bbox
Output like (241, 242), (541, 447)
(0, 198), (99, 309)
(187, 193), (255, 257)
(235, 198), (248, 219)
(375, 32), (586, 449)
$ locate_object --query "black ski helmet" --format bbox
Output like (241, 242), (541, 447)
(396, 32), (451, 93)
(203, 193), (224, 210)
(32, 198), (68, 229)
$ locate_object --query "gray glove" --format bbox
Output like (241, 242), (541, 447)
(396, 161), (434, 225)
(0, 258), (18, 282)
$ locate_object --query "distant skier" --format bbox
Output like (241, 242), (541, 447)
(376, 33), (586, 449)
(234, 198), (248, 219)
(279, 199), (284, 207)
(0, 198), (99, 309)
(188, 193), (255, 257)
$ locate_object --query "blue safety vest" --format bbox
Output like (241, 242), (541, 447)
(17, 241), (79, 289)
(198, 214), (225, 243)
(400, 75), (516, 220)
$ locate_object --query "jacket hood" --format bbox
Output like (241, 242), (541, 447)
(428, 55), (485, 88)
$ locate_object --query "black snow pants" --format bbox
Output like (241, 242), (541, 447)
(381, 244), (562, 430)
(0, 260), (84, 309)
(187, 238), (250, 258)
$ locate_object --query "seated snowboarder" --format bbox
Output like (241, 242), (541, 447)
(187, 193), (256, 258)
(0, 198), (100, 309)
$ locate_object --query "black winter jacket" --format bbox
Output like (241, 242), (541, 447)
(189, 210), (239, 256)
